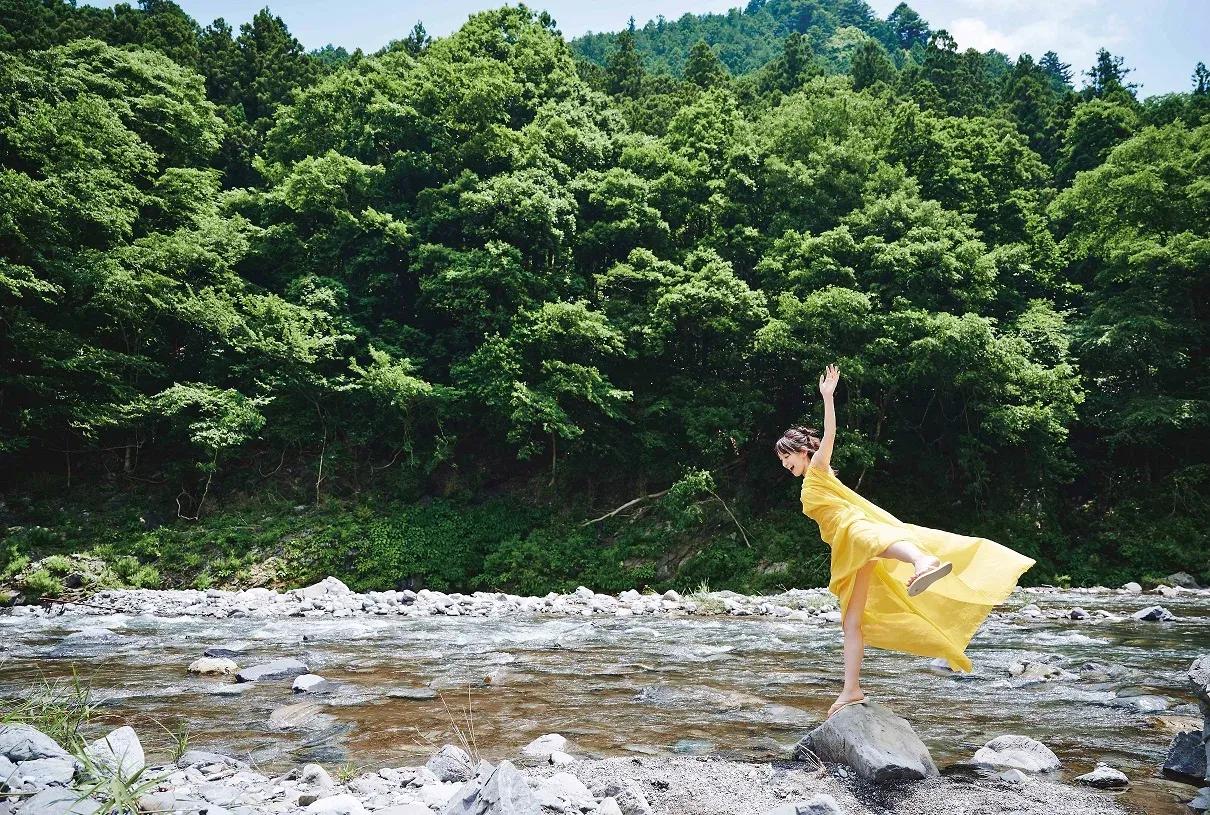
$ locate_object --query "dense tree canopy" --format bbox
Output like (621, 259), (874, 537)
(1, 0), (1207, 592)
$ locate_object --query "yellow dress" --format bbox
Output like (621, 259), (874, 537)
(800, 466), (1035, 671)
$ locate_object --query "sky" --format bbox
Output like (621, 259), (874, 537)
(138, 0), (1207, 97)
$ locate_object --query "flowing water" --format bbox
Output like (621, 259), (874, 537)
(1, 589), (1206, 814)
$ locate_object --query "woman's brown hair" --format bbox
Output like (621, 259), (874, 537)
(774, 426), (822, 457)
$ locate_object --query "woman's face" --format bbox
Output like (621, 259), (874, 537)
(777, 449), (810, 477)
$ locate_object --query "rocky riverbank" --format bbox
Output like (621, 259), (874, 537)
(9, 573), (1210, 625)
(0, 717), (1146, 815)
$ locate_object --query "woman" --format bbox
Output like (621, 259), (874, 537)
(776, 364), (1035, 719)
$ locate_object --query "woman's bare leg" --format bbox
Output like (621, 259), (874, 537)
(830, 562), (873, 717)
(879, 539), (943, 588)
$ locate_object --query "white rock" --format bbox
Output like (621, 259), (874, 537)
(301, 763), (334, 788)
(188, 657), (238, 675)
(1121, 581), (1142, 594)
(521, 733), (568, 759)
(84, 726), (144, 779)
(595, 798), (624, 815)
(293, 674), (329, 693)
(973, 735), (1061, 772)
(549, 750), (575, 766)
(1075, 763), (1129, 788)
(303, 793), (367, 814)
(539, 772), (595, 811)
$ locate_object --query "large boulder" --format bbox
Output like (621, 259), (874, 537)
(0, 724), (70, 762)
(236, 658), (309, 682)
(1161, 572), (1202, 589)
(1132, 605), (1176, 622)
(297, 577), (352, 599)
(83, 726), (144, 779)
(793, 701), (938, 783)
(1164, 730), (1208, 783)
(972, 735), (1060, 772)
(439, 759), (541, 815)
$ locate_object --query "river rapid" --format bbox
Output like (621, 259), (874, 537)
(1, 582), (1206, 814)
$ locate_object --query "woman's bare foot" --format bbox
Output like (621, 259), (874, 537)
(827, 689), (866, 718)
(907, 555), (941, 588)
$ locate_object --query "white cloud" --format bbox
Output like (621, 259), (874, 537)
(940, 6), (1129, 72)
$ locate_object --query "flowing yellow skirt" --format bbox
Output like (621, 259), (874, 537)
(802, 467), (1036, 671)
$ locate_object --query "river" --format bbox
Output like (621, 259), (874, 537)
(1, 585), (1205, 814)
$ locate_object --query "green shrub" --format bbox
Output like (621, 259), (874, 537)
(22, 568), (63, 599)
(42, 555), (74, 575)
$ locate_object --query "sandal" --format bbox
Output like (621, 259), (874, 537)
(827, 697), (868, 719)
(907, 561), (953, 597)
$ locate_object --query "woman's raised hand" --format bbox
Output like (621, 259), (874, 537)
(818, 364), (840, 398)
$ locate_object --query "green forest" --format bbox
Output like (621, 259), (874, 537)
(0, 0), (1207, 602)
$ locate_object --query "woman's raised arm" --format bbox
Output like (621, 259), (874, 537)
(809, 364), (840, 470)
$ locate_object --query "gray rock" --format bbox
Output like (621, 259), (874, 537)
(14, 756), (77, 787)
(177, 750), (247, 770)
(203, 646), (246, 658)
(13, 787), (101, 814)
(1192, 655), (1210, 703)
(973, 735), (1061, 772)
(1162, 571), (1202, 589)
(374, 805), (433, 815)
(1163, 730), (1207, 782)
(137, 791), (213, 814)
(589, 780), (651, 815)
(1074, 763), (1129, 788)
(439, 759), (541, 815)
(1111, 693), (1169, 713)
(0, 724), (70, 762)
(293, 674), (330, 694)
(794, 700), (938, 782)
(82, 726), (144, 779)
(1131, 605), (1176, 622)
(427, 744), (474, 783)
(1190, 787), (1210, 814)
(760, 794), (845, 815)
(236, 657), (308, 682)
(194, 781), (246, 807)
(0, 754), (17, 788)
(997, 768), (1030, 784)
